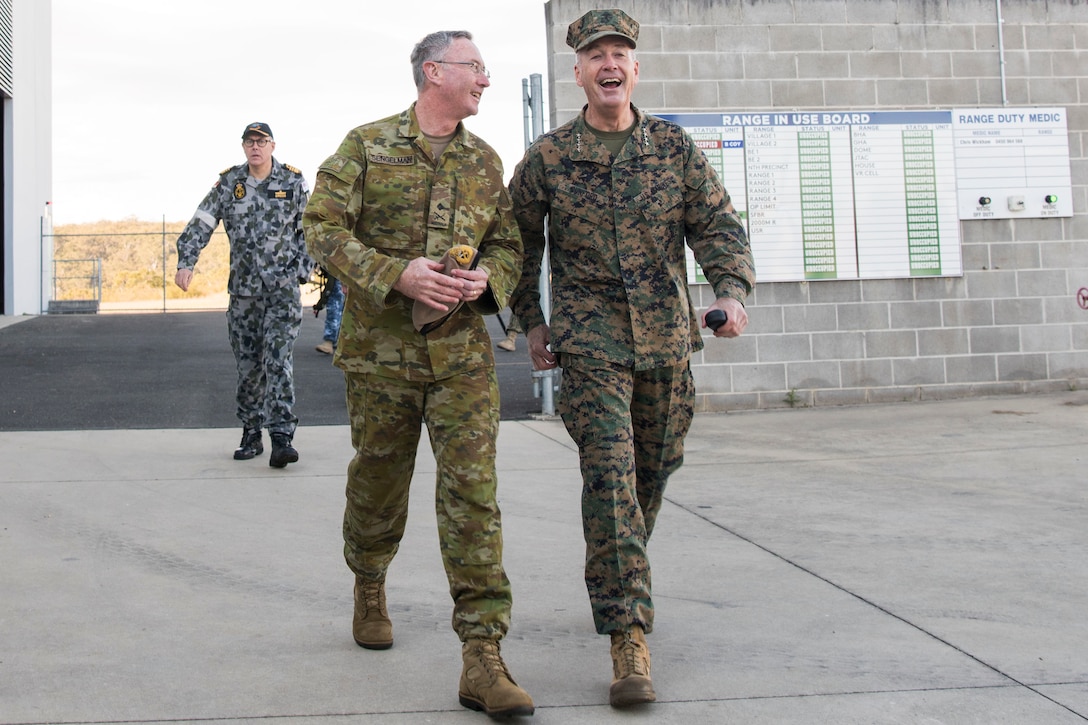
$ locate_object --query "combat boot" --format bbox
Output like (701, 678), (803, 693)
(496, 330), (518, 351)
(352, 576), (393, 650)
(233, 427), (263, 460)
(268, 432), (298, 468)
(458, 638), (535, 717)
(609, 624), (655, 707)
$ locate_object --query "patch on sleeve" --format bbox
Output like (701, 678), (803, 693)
(317, 154), (364, 185)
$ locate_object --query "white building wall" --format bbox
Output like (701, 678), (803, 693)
(5, 0), (51, 316)
(542, 0), (1088, 411)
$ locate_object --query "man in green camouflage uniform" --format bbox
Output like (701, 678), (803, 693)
(509, 9), (756, 708)
(303, 30), (534, 719)
(175, 122), (312, 468)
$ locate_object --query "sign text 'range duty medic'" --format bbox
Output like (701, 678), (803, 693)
(952, 108), (1073, 221)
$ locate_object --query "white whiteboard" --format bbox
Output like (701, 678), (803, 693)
(953, 107), (1073, 220)
(661, 107), (1070, 284)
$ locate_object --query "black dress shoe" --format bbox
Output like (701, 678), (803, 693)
(233, 428), (263, 460)
(269, 433), (298, 468)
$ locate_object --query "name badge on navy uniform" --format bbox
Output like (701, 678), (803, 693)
(267, 189), (294, 200)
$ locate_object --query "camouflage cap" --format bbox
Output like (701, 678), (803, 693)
(566, 8), (639, 52)
(242, 122), (273, 139)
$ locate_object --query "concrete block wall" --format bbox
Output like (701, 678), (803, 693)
(542, 0), (1088, 410)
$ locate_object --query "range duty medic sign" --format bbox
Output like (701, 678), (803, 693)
(660, 107), (1071, 285)
(953, 107), (1073, 220)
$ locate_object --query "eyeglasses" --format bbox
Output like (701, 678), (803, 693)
(435, 60), (491, 79)
(242, 137), (272, 148)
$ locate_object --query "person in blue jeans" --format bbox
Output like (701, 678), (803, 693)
(316, 276), (343, 355)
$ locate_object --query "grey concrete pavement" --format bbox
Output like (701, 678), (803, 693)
(2, 391), (1088, 723)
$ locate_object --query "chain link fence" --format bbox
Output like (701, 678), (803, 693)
(47, 225), (231, 312)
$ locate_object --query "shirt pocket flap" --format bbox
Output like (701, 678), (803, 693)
(552, 182), (612, 227)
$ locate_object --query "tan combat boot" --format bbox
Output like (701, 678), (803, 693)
(496, 330), (518, 351)
(352, 576), (393, 650)
(458, 638), (535, 717)
(609, 624), (655, 707)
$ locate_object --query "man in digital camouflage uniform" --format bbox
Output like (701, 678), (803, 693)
(509, 9), (756, 708)
(303, 30), (533, 719)
(175, 122), (312, 468)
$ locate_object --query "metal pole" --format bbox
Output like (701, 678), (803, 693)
(522, 72), (557, 416)
(522, 78), (533, 150)
(162, 215), (167, 312)
(996, 0), (1008, 106)
(42, 215), (49, 311)
(530, 73), (544, 139)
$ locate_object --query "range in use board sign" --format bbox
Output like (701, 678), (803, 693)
(659, 110), (962, 284)
(953, 107), (1073, 220)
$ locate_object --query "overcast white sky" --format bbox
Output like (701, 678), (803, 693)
(50, 0), (552, 225)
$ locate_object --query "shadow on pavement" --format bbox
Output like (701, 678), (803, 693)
(0, 311), (540, 431)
